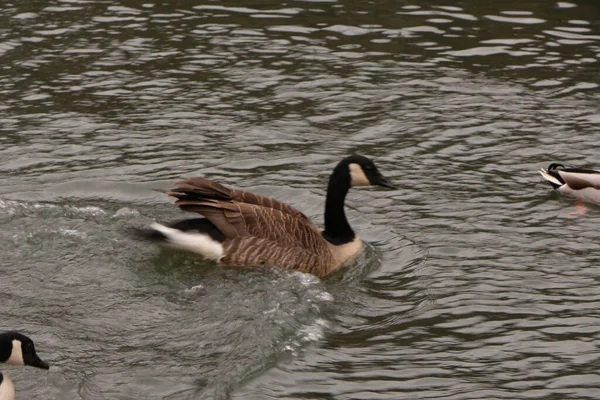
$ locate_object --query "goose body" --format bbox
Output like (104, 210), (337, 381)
(0, 332), (49, 400)
(539, 163), (600, 205)
(137, 155), (395, 277)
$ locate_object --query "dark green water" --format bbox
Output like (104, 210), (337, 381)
(1, 0), (599, 399)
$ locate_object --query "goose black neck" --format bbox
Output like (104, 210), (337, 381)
(323, 166), (355, 245)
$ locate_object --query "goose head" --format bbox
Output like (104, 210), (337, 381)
(0, 332), (49, 370)
(340, 155), (395, 189)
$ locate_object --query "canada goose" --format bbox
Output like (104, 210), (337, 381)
(539, 163), (600, 210)
(136, 155), (395, 277)
(0, 331), (49, 400)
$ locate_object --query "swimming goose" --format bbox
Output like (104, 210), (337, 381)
(0, 331), (49, 400)
(137, 155), (395, 277)
(539, 163), (600, 205)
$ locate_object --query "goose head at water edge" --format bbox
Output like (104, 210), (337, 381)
(0, 332), (49, 370)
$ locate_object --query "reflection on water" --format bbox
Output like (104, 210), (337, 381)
(1, 0), (599, 399)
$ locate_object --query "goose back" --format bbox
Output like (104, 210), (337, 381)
(162, 178), (340, 276)
(559, 170), (600, 190)
(163, 178), (308, 219)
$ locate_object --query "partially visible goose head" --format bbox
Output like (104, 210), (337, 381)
(0, 372), (15, 400)
(0, 332), (49, 370)
(336, 154), (396, 190)
(540, 163), (567, 189)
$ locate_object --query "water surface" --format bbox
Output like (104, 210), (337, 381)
(1, 0), (599, 399)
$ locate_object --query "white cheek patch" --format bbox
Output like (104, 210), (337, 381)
(349, 163), (370, 187)
(6, 340), (24, 366)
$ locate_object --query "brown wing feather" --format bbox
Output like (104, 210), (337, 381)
(161, 178), (333, 270)
(176, 199), (326, 249)
(167, 177), (309, 220)
(222, 237), (332, 276)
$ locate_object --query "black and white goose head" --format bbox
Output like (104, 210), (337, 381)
(339, 154), (396, 189)
(0, 332), (49, 370)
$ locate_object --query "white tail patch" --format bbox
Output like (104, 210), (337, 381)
(150, 223), (224, 260)
(539, 169), (563, 187)
(0, 374), (15, 400)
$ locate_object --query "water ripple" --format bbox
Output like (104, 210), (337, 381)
(1, 0), (599, 399)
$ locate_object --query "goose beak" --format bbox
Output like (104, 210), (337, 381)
(373, 174), (396, 190)
(27, 353), (50, 370)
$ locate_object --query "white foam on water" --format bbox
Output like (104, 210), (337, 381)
(293, 271), (320, 286)
(0, 200), (110, 220)
(315, 292), (334, 302)
(0, 200), (42, 215)
(0, 200), (17, 216)
(112, 207), (140, 218)
(282, 317), (330, 356)
(66, 205), (106, 216)
(184, 284), (205, 294)
(32, 203), (59, 210)
(298, 318), (329, 342)
(58, 228), (87, 239)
